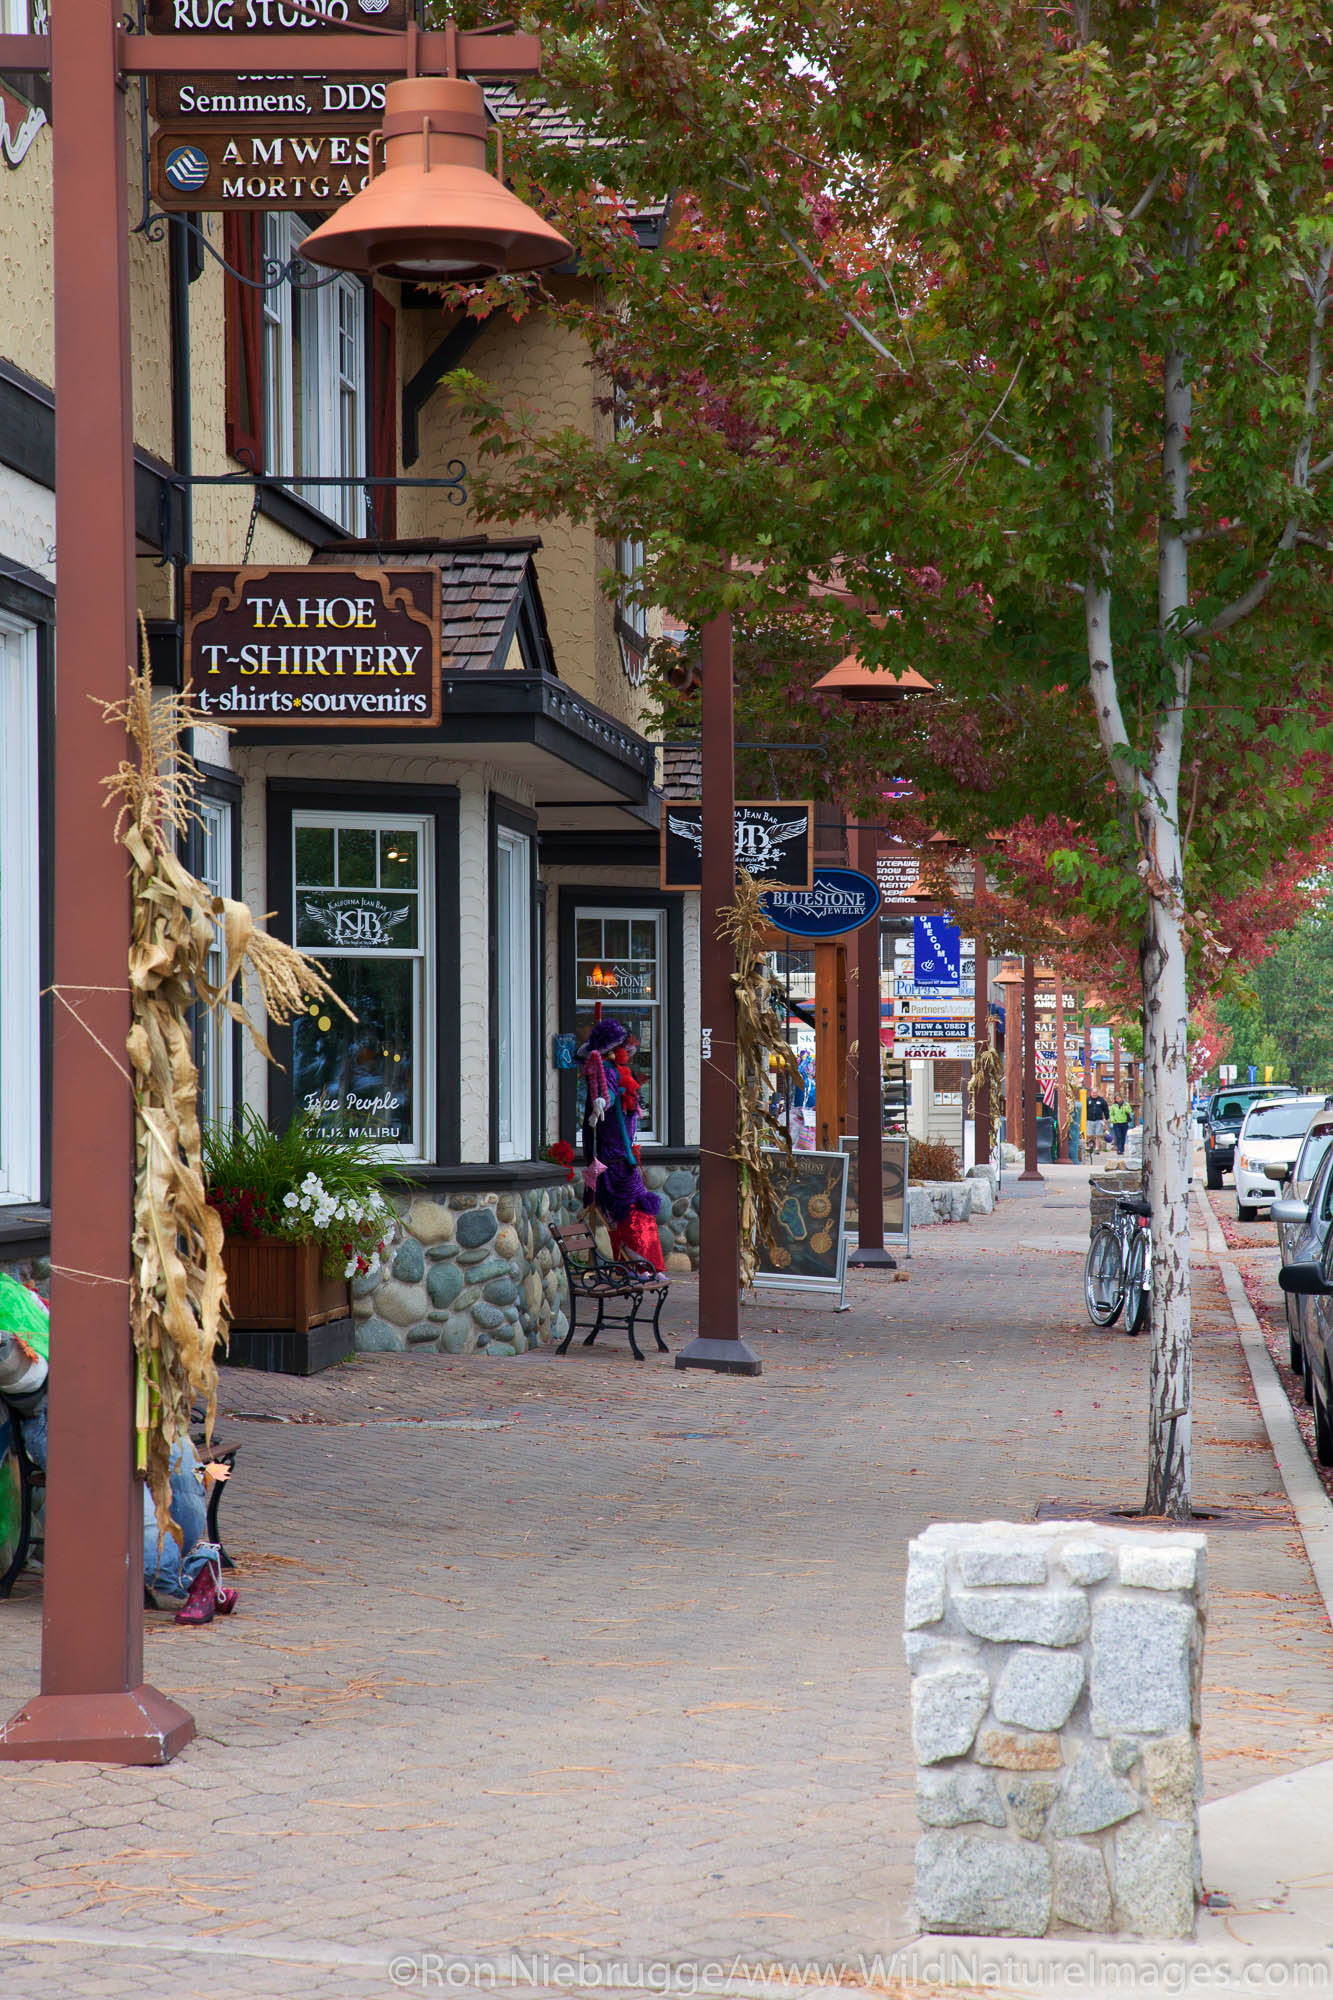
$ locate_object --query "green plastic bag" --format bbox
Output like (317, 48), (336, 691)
(0, 1272), (49, 1362)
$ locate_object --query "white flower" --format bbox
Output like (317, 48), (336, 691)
(283, 1192), (299, 1210)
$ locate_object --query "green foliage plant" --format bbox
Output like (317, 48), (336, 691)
(203, 1110), (397, 1280)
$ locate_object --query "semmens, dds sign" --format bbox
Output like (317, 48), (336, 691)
(184, 565), (441, 727)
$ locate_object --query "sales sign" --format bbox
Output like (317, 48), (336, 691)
(660, 802), (814, 892)
(184, 565), (441, 727)
(152, 124), (371, 210)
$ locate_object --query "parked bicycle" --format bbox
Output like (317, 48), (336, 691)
(1084, 1186), (1152, 1334)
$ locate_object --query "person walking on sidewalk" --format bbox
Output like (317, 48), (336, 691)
(1086, 1091), (1110, 1155)
(1109, 1095), (1133, 1156)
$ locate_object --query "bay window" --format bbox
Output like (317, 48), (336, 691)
(262, 214), (366, 534)
(494, 824), (533, 1161)
(195, 794), (236, 1133)
(290, 811), (434, 1159)
(0, 616), (40, 1203)
(573, 907), (665, 1143)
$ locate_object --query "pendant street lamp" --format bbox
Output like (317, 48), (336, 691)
(300, 76), (572, 280)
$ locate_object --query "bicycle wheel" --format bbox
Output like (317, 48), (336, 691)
(1084, 1224), (1124, 1327)
(1122, 1228), (1150, 1336)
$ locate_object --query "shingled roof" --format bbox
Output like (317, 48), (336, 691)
(312, 536), (557, 676)
(483, 86), (671, 249)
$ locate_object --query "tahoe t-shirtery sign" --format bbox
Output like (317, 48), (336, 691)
(184, 565), (441, 726)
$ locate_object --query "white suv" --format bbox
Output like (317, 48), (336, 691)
(1235, 1095), (1328, 1220)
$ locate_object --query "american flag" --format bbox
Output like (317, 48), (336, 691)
(1036, 1046), (1059, 1107)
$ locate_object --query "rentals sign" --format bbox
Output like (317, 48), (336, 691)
(184, 565), (441, 727)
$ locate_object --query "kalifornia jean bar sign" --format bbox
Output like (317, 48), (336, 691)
(184, 566), (441, 726)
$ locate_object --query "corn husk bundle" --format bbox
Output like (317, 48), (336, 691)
(101, 645), (350, 1534)
(967, 1042), (1004, 1115)
(717, 872), (801, 1287)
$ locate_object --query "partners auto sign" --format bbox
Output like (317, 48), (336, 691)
(184, 565), (441, 726)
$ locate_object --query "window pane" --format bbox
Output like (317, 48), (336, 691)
(380, 830), (418, 887)
(296, 887), (418, 952)
(603, 918), (629, 958)
(630, 921), (656, 959)
(294, 824), (335, 886)
(293, 959), (417, 1149)
(337, 826), (377, 887)
(496, 843), (513, 1142)
(573, 1008), (659, 1141)
(575, 918), (602, 960)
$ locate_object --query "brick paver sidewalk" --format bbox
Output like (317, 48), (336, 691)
(0, 1166), (1329, 2000)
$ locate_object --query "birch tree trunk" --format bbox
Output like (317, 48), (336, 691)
(1142, 343), (1194, 1519)
(1086, 347), (1195, 1518)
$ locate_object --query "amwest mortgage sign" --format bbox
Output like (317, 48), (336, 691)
(184, 566), (441, 726)
(152, 125), (372, 208)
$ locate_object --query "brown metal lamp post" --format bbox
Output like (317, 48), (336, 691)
(810, 654), (935, 1271)
(0, 8), (561, 1764)
(1020, 956), (1044, 1182)
(676, 612), (762, 1376)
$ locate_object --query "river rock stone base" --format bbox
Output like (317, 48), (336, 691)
(352, 1188), (568, 1357)
(906, 1520), (1205, 1940)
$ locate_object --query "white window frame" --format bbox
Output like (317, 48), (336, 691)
(291, 810), (435, 1163)
(495, 827), (533, 1162)
(0, 616), (41, 1203)
(573, 904), (666, 1146)
(197, 797), (235, 1134)
(263, 214), (365, 534)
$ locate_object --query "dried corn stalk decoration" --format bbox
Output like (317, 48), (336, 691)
(967, 1042), (1004, 1116)
(717, 872), (801, 1287)
(101, 639), (351, 1532)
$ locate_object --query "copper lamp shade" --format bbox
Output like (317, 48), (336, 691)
(299, 76), (573, 281)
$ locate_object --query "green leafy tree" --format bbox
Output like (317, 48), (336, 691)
(452, 0), (1333, 1514)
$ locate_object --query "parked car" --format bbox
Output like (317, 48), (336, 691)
(1202, 1082), (1299, 1189)
(1276, 1155), (1333, 1463)
(1276, 1104), (1333, 1276)
(1234, 1094), (1329, 1219)
(1275, 1135), (1333, 1382)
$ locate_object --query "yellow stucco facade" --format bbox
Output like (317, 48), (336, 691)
(0, 84), (651, 738)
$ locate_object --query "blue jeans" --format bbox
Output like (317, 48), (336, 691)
(1113, 1123), (1128, 1155)
(145, 1438), (220, 1599)
(22, 1412), (217, 1599)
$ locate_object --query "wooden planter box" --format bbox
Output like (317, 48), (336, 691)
(222, 1236), (354, 1376)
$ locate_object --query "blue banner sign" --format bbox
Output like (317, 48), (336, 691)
(760, 867), (881, 939)
(913, 913), (961, 986)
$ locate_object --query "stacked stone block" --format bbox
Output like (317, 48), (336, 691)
(906, 1520), (1205, 1940)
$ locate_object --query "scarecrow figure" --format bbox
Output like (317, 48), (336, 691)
(577, 1016), (664, 1272)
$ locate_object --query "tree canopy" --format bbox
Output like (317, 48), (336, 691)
(454, 0), (1333, 1511)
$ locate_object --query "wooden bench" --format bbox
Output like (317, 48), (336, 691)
(551, 1218), (670, 1363)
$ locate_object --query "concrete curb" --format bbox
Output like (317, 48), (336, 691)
(1193, 1188), (1333, 1625)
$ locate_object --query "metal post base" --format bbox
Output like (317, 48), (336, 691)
(1019, 1170), (1046, 1182)
(848, 1246), (898, 1268)
(675, 1336), (763, 1377)
(0, 1686), (196, 1765)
